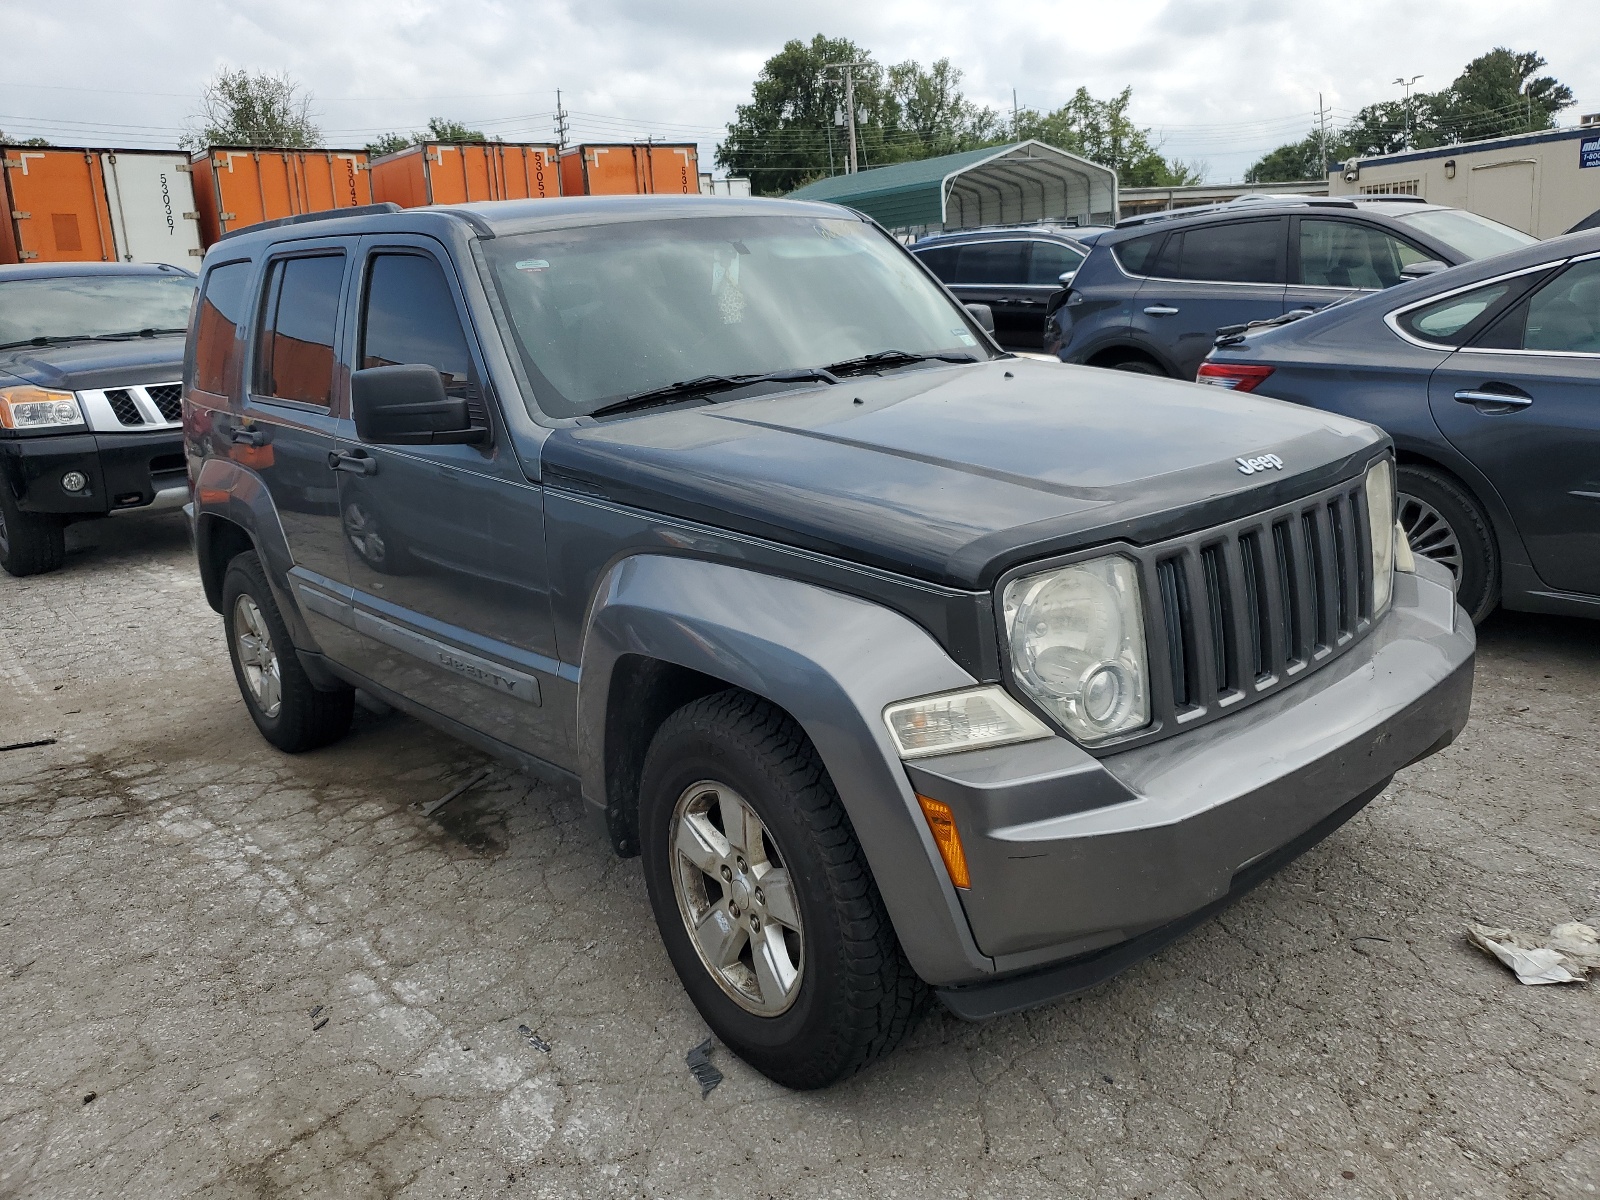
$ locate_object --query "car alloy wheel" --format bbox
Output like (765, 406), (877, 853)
(232, 593), (283, 719)
(1398, 492), (1463, 578)
(669, 779), (805, 1016)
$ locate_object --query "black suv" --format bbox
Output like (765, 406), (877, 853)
(185, 195), (1472, 1089)
(0, 262), (197, 575)
(912, 226), (1098, 349)
(1047, 197), (1538, 380)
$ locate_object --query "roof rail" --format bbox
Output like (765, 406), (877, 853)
(217, 202), (403, 242)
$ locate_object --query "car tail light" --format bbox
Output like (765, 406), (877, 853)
(1196, 362), (1275, 392)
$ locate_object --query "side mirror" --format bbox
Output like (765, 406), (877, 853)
(964, 302), (995, 334)
(1400, 259), (1449, 281)
(352, 364), (487, 446)
(1057, 271), (1076, 286)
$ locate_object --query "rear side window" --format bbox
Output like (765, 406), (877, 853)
(361, 253), (484, 422)
(1299, 219), (1429, 290)
(1112, 233), (1163, 275)
(192, 261), (251, 395)
(913, 245), (959, 282)
(1028, 241), (1085, 285)
(954, 241), (1027, 285)
(1154, 219), (1283, 284)
(253, 255), (345, 407)
(1396, 282), (1512, 345)
(1476, 259), (1600, 353)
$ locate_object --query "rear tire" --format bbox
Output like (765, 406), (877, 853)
(0, 486), (65, 578)
(222, 551), (354, 752)
(1107, 357), (1166, 377)
(638, 690), (927, 1089)
(1396, 464), (1499, 623)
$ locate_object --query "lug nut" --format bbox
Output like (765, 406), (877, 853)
(720, 865), (732, 882)
(749, 915), (760, 931)
(736, 856), (747, 872)
(754, 888), (765, 906)
(729, 904), (740, 919)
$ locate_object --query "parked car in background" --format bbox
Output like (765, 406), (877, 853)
(1199, 229), (1600, 624)
(1048, 197), (1538, 381)
(185, 195), (1472, 1089)
(912, 226), (1097, 348)
(0, 261), (196, 575)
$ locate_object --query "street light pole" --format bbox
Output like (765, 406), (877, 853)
(1393, 75), (1423, 151)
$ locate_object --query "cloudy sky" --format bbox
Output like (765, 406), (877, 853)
(4, 0), (1597, 183)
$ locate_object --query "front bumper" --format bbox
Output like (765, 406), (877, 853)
(907, 559), (1474, 1016)
(0, 430), (187, 518)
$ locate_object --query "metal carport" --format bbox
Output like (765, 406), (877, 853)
(786, 141), (1117, 235)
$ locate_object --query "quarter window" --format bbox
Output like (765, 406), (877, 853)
(1028, 241), (1085, 285)
(1299, 219), (1429, 290)
(1396, 282), (1511, 345)
(1112, 233), (1163, 275)
(193, 261), (251, 395)
(253, 254), (345, 407)
(1151, 219), (1283, 284)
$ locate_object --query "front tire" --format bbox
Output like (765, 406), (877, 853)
(639, 690), (926, 1089)
(222, 551), (354, 752)
(1396, 464), (1499, 623)
(0, 486), (65, 578)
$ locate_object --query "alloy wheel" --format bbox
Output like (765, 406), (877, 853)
(232, 594), (282, 718)
(669, 780), (805, 1016)
(1398, 492), (1463, 578)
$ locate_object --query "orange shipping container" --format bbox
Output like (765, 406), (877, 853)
(558, 144), (699, 196)
(190, 147), (373, 246)
(369, 142), (560, 208)
(0, 146), (118, 264)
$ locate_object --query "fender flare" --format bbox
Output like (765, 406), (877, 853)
(576, 553), (995, 985)
(192, 456), (318, 652)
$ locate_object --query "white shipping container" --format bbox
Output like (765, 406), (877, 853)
(100, 151), (203, 264)
(698, 174), (752, 198)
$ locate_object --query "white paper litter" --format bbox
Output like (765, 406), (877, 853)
(1465, 921), (1599, 985)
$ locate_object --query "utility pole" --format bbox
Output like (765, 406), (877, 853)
(1317, 93), (1330, 175)
(555, 89), (569, 150)
(823, 61), (868, 173)
(1013, 89), (1020, 139)
(1393, 75), (1422, 151)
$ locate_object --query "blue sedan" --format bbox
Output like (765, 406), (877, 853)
(1199, 230), (1600, 624)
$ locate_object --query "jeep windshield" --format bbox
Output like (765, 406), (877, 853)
(481, 213), (995, 418)
(0, 271), (197, 348)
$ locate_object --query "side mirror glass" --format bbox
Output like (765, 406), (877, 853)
(352, 364), (487, 446)
(964, 302), (995, 334)
(1400, 259), (1450, 281)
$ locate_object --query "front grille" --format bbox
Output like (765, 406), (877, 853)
(105, 389), (145, 426)
(146, 384), (183, 422)
(1144, 474), (1375, 733)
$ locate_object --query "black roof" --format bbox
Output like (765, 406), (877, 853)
(0, 261), (196, 283)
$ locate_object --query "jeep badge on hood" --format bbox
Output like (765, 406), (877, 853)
(1236, 453), (1285, 475)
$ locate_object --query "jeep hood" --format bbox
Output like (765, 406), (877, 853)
(0, 335), (187, 392)
(541, 358), (1385, 590)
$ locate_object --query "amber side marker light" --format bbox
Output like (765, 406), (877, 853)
(916, 794), (971, 890)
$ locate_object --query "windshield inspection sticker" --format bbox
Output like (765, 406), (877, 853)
(514, 259), (550, 272)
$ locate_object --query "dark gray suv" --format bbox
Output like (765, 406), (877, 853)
(1048, 197), (1537, 380)
(185, 195), (1474, 1089)
(911, 226), (1097, 349)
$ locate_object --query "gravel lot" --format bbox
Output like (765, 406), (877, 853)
(1, 513), (1596, 1199)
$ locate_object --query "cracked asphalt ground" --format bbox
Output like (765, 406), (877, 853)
(1, 514), (1597, 1200)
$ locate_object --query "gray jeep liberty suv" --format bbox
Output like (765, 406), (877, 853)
(183, 195), (1475, 1089)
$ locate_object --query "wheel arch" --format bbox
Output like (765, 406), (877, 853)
(1084, 342), (1172, 375)
(1390, 440), (1533, 589)
(575, 553), (995, 985)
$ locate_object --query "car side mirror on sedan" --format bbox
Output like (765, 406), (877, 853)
(964, 303), (995, 334)
(1400, 259), (1450, 281)
(1058, 271), (1076, 286)
(352, 364), (488, 446)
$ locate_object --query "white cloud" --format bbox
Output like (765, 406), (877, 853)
(3, 0), (1596, 182)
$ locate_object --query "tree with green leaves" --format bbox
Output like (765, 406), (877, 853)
(182, 68), (321, 149)
(365, 117), (490, 157)
(1247, 47), (1574, 182)
(0, 130), (50, 147)
(1011, 88), (1204, 187)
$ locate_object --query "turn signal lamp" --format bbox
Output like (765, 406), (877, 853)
(916, 795), (971, 890)
(0, 386), (84, 430)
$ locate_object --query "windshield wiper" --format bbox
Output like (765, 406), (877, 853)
(91, 327), (189, 340)
(823, 349), (978, 376)
(0, 327), (189, 352)
(588, 367), (840, 419)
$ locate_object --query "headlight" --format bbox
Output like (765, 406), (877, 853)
(0, 386), (84, 430)
(884, 686), (1051, 759)
(1002, 555), (1150, 744)
(1365, 459), (1396, 614)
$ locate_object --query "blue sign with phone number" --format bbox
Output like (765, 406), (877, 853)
(1583, 136), (1600, 169)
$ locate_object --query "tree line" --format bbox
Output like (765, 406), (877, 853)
(1247, 49), (1573, 183)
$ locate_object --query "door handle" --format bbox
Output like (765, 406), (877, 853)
(1144, 305), (1180, 316)
(328, 450), (378, 476)
(231, 427), (265, 447)
(1454, 389), (1532, 410)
